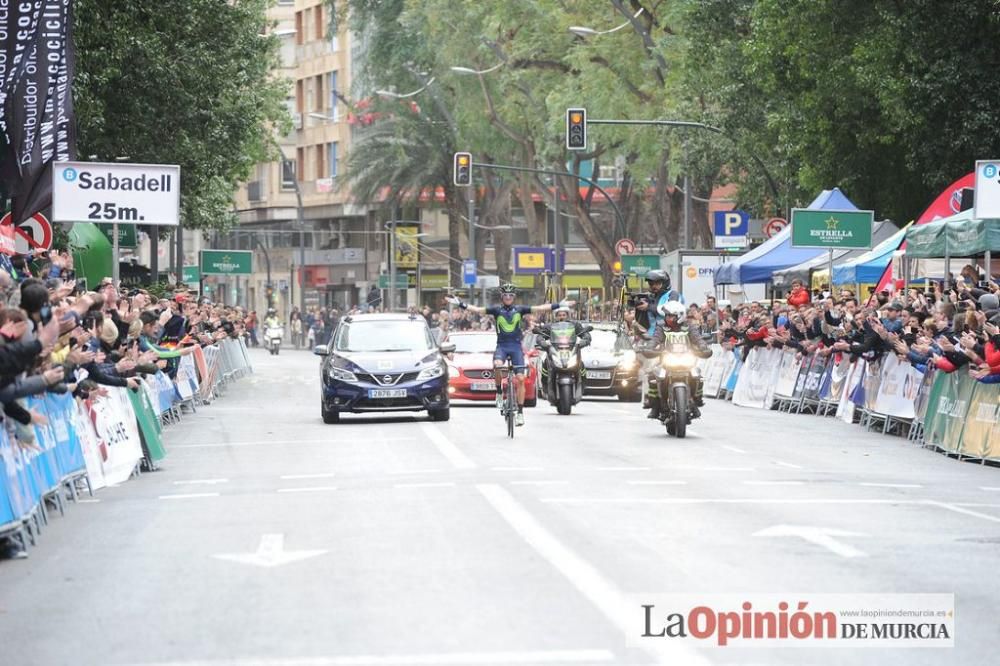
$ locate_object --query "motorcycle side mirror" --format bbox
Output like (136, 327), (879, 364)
(439, 342), (456, 354)
(536, 339), (551, 350)
(582, 325), (594, 333)
(313, 345), (329, 356)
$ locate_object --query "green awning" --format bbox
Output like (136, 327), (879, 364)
(904, 209), (1000, 258)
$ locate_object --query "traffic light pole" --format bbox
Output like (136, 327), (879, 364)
(467, 185), (475, 304)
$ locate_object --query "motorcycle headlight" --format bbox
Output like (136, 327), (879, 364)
(446, 363), (460, 378)
(328, 366), (358, 382)
(555, 351), (577, 369)
(662, 352), (696, 369)
(417, 364), (445, 381)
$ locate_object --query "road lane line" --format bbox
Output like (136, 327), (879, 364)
(669, 465), (756, 472)
(142, 649), (617, 665)
(280, 472), (337, 480)
(626, 480), (687, 486)
(77, 499), (101, 503)
(541, 498), (915, 505)
(276, 486), (338, 494)
(172, 437), (416, 449)
(419, 422), (476, 470)
(859, 482), (923, 489)
(387, 468), (443, 475)
(394, 482), (456, 489)
(595, 466), (650, 472)
(774, 461), (803, 469)
(477, 483), (711, 666)
(158, 493), (220, 500)
(173, 478), (229, 486)
(923, 500), (1000, 524)
(981, 487), (1000, 491)
(743, 480), (805, 486)
(492, 466), (545, 472)
(721, 445), (746, 454)
(510, 480), (569, 486)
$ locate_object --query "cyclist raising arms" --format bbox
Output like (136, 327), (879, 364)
(449, 284), (573, 426)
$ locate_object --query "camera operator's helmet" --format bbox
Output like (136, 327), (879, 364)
(499, 283), (517, 295)
(658, 300), (687, 321)
(267, 308), (276, 316)
(644, 269), (670, 291)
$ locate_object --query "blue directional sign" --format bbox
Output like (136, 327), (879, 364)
(713, 209), (750, 248)
(462, 259), (477, 285)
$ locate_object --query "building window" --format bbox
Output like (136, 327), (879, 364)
(296, 148), (305, 182)
(314, 75), (324, 112)
(328, 142), (338, 178)
(315, 4), (324, 40)
(315, 145), (325, 180)
(295, 80), (304, 115)
(281, 160), (296, 190)
(295, 11), (303, 44)
(329, 71), (338, 121)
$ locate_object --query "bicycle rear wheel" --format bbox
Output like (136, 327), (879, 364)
(506, 364), (516, 438)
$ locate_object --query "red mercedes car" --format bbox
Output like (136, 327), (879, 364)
(445, 331), (537, 406)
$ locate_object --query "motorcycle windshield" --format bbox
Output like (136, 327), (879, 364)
(550, 323), (576, 347)
(664, 331), (689, 353)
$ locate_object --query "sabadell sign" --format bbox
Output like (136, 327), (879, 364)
(52, 161), (180, 226)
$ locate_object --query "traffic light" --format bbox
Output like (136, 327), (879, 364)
(453, 152), (472, 186)
(566, 108), (587, 150)
(612, 260), (622, 273)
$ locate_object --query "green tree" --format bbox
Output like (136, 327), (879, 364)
(74, 0), (290, 232)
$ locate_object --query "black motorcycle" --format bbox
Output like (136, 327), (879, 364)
(643, 331), (702, 437)
(536, 322), (592, 415)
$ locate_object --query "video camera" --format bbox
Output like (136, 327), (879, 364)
(626, 291), (652, 309)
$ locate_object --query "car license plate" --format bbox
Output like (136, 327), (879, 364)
(368, 388), (407, 399)
(587, 370), (612, 380)
(471, 382), (496, 392)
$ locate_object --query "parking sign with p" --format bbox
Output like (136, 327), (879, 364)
(714, 210), (749, 248)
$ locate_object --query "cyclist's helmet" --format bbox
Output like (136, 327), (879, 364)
(499, 283), (517, 295)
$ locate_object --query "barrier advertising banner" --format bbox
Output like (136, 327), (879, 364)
(733, 348), (781, 409)
(960, 381), (1000, 460)
(88, 389), (144, 486)
(773, 349), (801, 399)
(871, 354), (921, 419)
(923, 372), (974, 454)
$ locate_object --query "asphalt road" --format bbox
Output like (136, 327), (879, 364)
(1, 348), (998, 666)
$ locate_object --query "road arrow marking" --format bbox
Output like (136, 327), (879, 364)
(753, 524), (868, 558)
(212, 534), (327, 568)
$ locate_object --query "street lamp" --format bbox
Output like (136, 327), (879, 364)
(449, 62), (504, 76)
(569, 8), (643, 37)
(374, 77), (436, 99)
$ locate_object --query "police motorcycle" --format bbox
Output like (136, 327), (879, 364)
(535, 320), (593, 415)
(640, 301), (705, 438)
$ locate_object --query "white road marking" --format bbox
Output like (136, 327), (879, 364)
(419, 422), (476, 470)
(595, 466), (650, 472)
(492, 466), (545, 472)
(387, 469), (442, 475)
(212, 533), (326, 568)
(774, 461), (803, 469)
(743, 480), (805, 486)
(77, 499), (101, 503)
(859, 482), (923, 489)
(981, 487), (1000, 491)
(173, 478), (229, 486)
(280, 472), (337, 480)
(924, 500), (1000, 524)
(721, 445), (746, 454)
(754, 525), (868, 558)
(626, 480), (688, 486)
(510, 480), (569, 486)
(477, 484), (711, 666)
(172, 437), (416, 449)
(542, 498), (915, 505)
(669, 465), (756, 472)
(158, 493), (220, 500)
(394, 482), (456, 489)
(276, 486), (338, 494)
(143, 649), (617, 665)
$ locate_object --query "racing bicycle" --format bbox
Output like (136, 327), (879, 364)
(497, 358), (517, 438)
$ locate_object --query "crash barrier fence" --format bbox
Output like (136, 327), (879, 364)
(0, 338), (253, 555)
(699, 343), (1000, 464)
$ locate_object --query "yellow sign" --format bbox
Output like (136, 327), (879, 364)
(517, 252), (547, 270)
(394, 226), (419, 269)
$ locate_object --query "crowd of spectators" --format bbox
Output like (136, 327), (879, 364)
(700, 269), (1000, 384)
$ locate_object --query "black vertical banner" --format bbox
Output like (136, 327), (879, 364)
(0, 0), (76, 230)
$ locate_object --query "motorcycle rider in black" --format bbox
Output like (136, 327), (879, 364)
(647, 300), (713, 420)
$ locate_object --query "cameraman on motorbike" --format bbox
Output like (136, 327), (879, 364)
(263, 308), (280, 333)
(645, 301), (713, 420)
(536, 305), (592, 356)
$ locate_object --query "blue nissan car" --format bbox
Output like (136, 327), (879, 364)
(314, 313), (454, 423)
